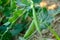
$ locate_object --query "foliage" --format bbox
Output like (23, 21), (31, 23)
(0, 0), (60, 40)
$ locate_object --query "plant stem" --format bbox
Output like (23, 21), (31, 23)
(46, 24), (60, 40)
(30, 0), (42, 40)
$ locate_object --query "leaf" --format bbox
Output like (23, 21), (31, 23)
(0, 6), (4, 12)
(0, 22), (10, 32)
(1, 31), (12, 40)
(21, 0), (30, 6)
(10, 0), (16, 10)
(4, 0), (10, 6)
(37, 7), (54, 29)
(18, 37), (26, 40)
(10, 23), (26, 36)
(3, 7), (11, 17)
(32, 0), (42, 3)
(17, 0), (26, 8)
(3, 22), (10, 26)
(0, 22), (10, 38)
(0, 25), (7, 32)
(8, 9), (24, 23)
(24, 21), (35, 39)
(0, 0), (2, 5)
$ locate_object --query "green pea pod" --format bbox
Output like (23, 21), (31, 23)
(24, 20), (35, 39)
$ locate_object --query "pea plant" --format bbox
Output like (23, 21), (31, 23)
(0, 0), (60, 40)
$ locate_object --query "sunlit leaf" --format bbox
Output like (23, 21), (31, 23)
(8, 9), (24, 23)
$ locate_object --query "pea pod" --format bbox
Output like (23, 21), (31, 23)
(24, 20), (35, 39)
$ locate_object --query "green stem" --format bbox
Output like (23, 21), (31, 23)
(30, 0), (42, 39)
(46, 24), (60, 40)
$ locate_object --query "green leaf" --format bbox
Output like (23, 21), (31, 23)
(1, 31), (12, 40)
(8, 9), (24, 23)
(17, 0), (26, 8)
(10, 23), (26, 36)
(18, 37), (26, 40)
(32, 0), (42, 3)
(0, 0), (2, 5)
(3, 22), (10, 26)
(21, 0), (30, 6)
(10, 0), (16, 10)
(24, 21), (35, 39)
